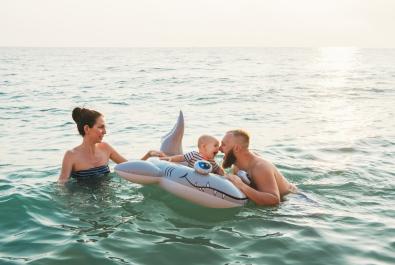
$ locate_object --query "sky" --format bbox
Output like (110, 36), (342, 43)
(0, 0), (394, 48)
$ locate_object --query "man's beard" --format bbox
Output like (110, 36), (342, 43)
(222, 148), (237, 169)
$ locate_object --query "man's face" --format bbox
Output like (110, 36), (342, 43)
(220, 133), (236, 168)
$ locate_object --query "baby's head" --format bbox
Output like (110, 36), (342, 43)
(197, 135), (220, 160)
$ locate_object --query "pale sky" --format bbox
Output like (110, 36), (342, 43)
(0, 0), (394, 48)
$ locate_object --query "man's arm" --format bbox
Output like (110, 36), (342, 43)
(226, 165), (280, 206)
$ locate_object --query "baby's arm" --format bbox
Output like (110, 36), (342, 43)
(160, 154), (185, 163)
(216, 167), (225, 176)
(212, 162), (225, 176)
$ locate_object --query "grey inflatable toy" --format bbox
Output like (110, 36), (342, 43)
(115, 111), (248, 208)
(160, 110), (184, 156)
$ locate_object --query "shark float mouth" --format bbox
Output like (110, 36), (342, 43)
(178, 172), (247, 202)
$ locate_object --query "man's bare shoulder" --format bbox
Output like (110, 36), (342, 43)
(252, 156), (273, 170)
(250, 158), (274, 178)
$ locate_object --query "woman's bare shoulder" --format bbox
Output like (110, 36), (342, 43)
(98, 141), (112, 149)
(64, 146), (81, 158)
(97, 142), (115, 154)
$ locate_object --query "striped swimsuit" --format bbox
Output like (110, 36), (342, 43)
(183, 151), (220, 174)
(71, 165), (110, 179)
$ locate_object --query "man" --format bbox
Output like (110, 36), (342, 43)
(220, 130), (297, 206)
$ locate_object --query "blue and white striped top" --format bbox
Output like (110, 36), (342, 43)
(71, 165), (110, 179)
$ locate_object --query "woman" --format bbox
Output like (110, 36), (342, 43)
(58, 107), (163, 184)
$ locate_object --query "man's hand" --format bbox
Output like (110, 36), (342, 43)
(225, 174), (244, 189)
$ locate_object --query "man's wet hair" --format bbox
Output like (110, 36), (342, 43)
(227, 129), (250, 148)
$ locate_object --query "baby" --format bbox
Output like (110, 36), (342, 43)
(161, 135), (225, 175)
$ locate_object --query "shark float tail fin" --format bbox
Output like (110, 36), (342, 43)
(160, 110), (184, 156)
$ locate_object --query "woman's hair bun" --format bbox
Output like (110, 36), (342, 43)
(71, 107), (102, 136)
(72, 107), (83, 123)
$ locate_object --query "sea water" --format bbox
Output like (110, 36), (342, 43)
(0, 47), (394, 264)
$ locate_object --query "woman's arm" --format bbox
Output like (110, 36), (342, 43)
(58, 151), (73, 184)
(104, 143), (128, 164)
(104, 142), (165, 163)
(160, 154), (185, 162)
(141, 150), (166, 160)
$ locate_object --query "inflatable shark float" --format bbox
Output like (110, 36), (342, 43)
(115, 111), (248, 208)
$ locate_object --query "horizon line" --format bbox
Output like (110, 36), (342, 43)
(1, 45), (394, 49)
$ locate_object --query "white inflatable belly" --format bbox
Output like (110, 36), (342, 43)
(116, 158), (247, 208)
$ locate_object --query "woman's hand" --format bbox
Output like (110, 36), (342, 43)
(149, 150), (166, 157)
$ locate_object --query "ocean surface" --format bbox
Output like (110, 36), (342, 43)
(0, 47), (394, 265)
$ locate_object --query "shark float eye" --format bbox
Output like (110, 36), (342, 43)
(194, 160), (212, 175)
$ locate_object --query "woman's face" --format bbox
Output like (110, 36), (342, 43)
(85, 116), (106, 142)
